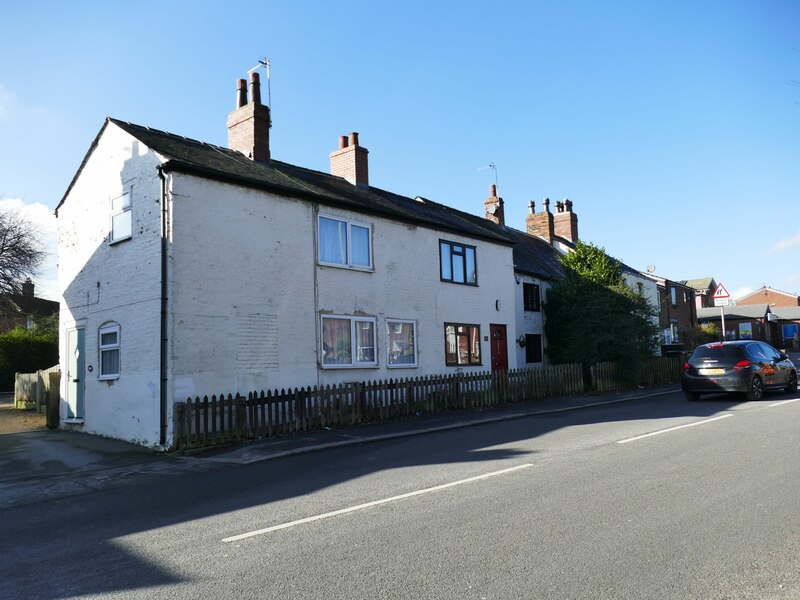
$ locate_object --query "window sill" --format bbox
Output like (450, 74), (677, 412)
(99, 375), (120, 381)
(64, 418), (84, 424)
(109, 235), (132, 246)
(318, 262), (374, 273)
(320, 364), (378, 370)
(387, 364), (418, 369)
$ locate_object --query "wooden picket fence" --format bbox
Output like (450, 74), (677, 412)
(175, 357), (683, 450)
(175, 363), (584, 450)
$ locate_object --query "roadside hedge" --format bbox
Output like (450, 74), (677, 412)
(0, 327), (58, 391)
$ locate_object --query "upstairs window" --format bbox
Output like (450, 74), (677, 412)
(670, 286), (678, 307)
(523, 283), (541, 312)
(440, 241), (477, 285)
(444, 323), (481, 366)
(318, 216), (372, 269)
(321, 315), (377, 368)
(110, 191), (132, 243)
(99, 323), (121, 379)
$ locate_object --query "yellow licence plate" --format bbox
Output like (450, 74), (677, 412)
(699, 368), (725, 375)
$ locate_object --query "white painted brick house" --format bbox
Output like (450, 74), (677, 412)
(56, 73), (522, 448)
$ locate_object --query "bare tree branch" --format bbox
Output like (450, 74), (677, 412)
(0, 207), (45, 298)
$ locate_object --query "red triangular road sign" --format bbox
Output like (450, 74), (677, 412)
(712, 283), (730, 299)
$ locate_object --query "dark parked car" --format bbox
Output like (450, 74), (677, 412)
(682, 340), (797, 401)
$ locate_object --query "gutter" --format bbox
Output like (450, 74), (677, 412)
(158, 168), (169, 446)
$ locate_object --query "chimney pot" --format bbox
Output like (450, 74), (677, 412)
(349, 132), (359, 146)
(339, 135), (348, 149)
(489, 184), (497, 198)
(236, 79), (247, 108)
(543, 197), (551, 213)
(249, 72), (261, 105)
(227, 73), (271, 162)
(528, 200), (535, 214)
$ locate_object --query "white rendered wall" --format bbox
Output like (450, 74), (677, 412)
(57, 123), (164, 446)
(513, 274), (551, 368)
(167, 175), (518, 405)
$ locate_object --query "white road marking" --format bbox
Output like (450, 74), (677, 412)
(616, 414), (733, 445)
(222, 463), (534, 543)
(769, 398), (800, 407)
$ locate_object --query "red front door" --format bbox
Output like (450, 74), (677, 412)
(490, 324), (508, 372)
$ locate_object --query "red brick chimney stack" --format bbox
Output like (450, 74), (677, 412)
(330, 132), (369, 187)
(553, 198), (579, 242)
(526, 197), (554, 243)
(227, 72), (271, 162)
(484, 184), (505, 226)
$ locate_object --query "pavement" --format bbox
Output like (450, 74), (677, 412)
(0, 385), (681, 509)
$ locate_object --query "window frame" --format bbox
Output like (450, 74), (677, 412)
(320, 314), (378, 369)
(109, 190), (132, 244)
(439, 240), (478, 286)
(525, 333), (543, 364)
(386, 319), (418, 369)
(444, 322), (482, 366)
(317, 215), (373, 271)
(670, 286), (678, 307)
(523, 283), (541, 312)
(98, 323), (121, 380)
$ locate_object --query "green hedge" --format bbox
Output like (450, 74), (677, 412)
(0, 327), (58, 391)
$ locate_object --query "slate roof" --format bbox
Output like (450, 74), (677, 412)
(772, 306), (800, 320)
(682, 277), (716, 292)
(502, 228), (564, 280)
(58, 118), (514, 247)
(697, 304), (770, 320)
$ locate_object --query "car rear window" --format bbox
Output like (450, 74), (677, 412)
(691, 345), (743, 361)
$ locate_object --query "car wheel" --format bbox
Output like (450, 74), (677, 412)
(745, 376), (763, 401)
(684, 391), (700, 402)
(786, 371), (798, 394)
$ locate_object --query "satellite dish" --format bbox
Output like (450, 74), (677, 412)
(646, 265), (656, 273)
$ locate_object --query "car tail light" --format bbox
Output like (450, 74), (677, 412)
(682, 362), (691, 372)
(734, 360), (751, 372)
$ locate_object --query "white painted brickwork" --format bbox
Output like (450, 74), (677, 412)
(59, 126), (519, 448)
(58, 123), (164, 446)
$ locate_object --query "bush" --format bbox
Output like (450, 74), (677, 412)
(0, 326), (58, 391)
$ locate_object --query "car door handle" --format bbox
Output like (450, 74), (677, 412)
(72, 378), (80, 383)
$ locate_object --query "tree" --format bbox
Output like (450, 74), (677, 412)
(544, 241), (659, 385)
(0, 207), (45, 298)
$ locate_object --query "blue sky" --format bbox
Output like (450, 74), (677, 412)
(2, 0), (798, 301)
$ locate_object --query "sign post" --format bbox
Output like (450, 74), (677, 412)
(712, 283), (731, 341)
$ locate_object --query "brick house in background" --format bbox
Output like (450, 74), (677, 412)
(642, 275), (697, 353)
(0, 279), (59, 333)
(736, 286), (800, 308)
(683, 277), (717, 309)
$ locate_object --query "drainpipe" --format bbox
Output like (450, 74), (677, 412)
(158, 169), (169, 446)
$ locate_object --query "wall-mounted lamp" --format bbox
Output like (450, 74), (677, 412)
(517, 335), (526, 347)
